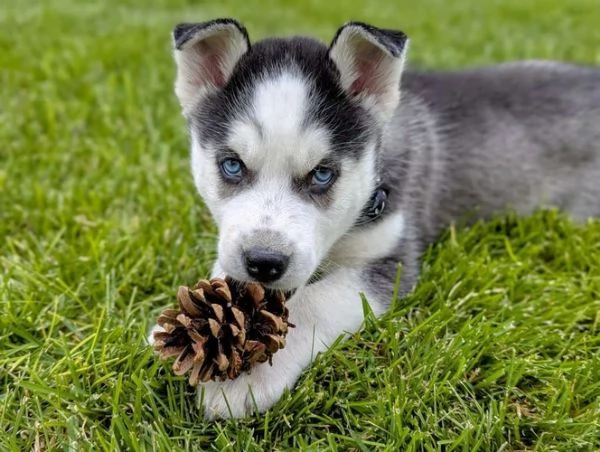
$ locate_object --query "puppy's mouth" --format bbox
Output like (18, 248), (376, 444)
(232, 277), (297, 299)
(256, 281), (299, 297)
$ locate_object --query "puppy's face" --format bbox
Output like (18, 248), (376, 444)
(192, 67), (377, 289)
(173, 20), (408, 290)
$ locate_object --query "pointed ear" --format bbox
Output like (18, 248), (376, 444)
(329, 22), (408, 121)
(172, 19), (250, 113)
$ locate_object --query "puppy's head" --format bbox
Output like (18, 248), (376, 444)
(172, 19), (408, 290)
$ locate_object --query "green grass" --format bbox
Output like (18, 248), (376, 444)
(1, 0), (600, 449)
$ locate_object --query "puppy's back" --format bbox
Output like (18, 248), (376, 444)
(399, 61), (600, 229)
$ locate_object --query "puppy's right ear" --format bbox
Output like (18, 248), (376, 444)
(172, 19), (250, 113)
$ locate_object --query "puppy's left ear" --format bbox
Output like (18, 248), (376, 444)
(329, 22), (408, 122)
(172, 19), (250, 113)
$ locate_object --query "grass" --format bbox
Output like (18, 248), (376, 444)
(1, 0), (600, 449)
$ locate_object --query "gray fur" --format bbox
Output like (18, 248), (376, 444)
(366, 60), (600, 300)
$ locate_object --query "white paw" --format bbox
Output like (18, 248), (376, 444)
(149, 323), (288, 418)
(197, 357), (295, 419)
(146, 324), (164, 346)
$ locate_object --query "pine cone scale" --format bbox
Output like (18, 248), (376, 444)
(172, 347), (195, 375)
(210, 304), (225, 322)
(157, 309), (180, 325)
(159, 346), (185, 360)
(191, 340), (206, 362)
(208, 318), (221, 338)
(177, 286), (203, 317)
(230, 306), (245, 329)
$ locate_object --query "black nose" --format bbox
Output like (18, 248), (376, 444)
(243, 248), (290, 283)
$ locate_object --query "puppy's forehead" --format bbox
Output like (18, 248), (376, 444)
(191, 37), (373, 163)
(227, 71), (331, 172)
(253, 72), (307, 141)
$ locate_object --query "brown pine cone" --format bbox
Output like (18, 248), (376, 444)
(152, 277), (293, 384)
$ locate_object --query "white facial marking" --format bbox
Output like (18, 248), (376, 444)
(229, 72), (330, 174)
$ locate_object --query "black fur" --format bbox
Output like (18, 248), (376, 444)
(172, 19), (250, 50)
(329, 22), (408, 58)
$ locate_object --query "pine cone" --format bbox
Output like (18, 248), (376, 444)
(152, 277), (293, 384)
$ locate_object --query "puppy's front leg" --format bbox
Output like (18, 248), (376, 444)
(199, 266), (388, 419)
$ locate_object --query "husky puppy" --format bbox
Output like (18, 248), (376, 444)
(151, 19), (600, 419)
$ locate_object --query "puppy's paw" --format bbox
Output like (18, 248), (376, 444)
(198, 360), (294, 419)
(146, 324), (164, 346)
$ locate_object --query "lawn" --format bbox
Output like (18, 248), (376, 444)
(1, 0), (600, 449)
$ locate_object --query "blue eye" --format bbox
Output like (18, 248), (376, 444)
(311, 167), (335, 186)
(221, 158), (244, 179)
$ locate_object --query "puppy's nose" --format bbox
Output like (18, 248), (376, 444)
(243, 247), (289, 283)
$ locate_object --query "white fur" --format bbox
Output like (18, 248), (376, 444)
(197, 266), (387, 419)
(229, 73), (332, 175)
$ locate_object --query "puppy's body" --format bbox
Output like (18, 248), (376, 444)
(151, 20), (600, 419)
(396, 62), (600, 238)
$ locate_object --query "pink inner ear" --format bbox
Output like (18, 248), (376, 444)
(349, 51), (385, 97)
(206, 53), (226, 87)
(190, 41), (226, 89)
(350, 71), (368, 96)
